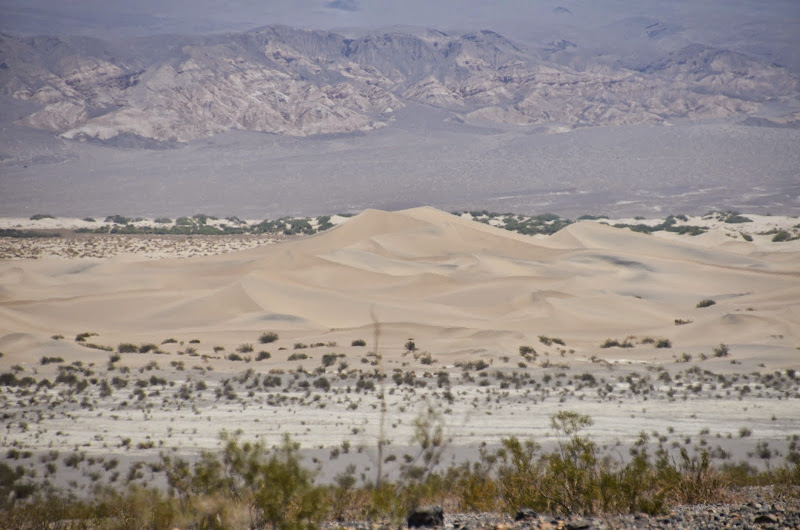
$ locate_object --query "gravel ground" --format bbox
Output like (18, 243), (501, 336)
(324, 487), (799, 529)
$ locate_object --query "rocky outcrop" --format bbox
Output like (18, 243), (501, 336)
(0, 27), (796, 144)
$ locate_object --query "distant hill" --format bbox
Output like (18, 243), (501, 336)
(1, 25), (796, 145)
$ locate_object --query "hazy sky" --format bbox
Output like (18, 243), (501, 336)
(2, 1), (798, 71)
(0, 1), (796, 40)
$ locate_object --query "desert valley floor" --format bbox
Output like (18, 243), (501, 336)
(1, 207), (799, 495)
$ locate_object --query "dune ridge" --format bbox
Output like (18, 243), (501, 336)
(1, 207), (798, 368)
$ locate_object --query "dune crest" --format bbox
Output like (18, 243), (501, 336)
(0, 207), (798, 364)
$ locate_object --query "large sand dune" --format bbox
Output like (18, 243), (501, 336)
(1, 207), (798, 368)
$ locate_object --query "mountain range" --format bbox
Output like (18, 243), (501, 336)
(1, 25), (797, 145)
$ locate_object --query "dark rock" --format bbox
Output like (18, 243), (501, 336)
(515, 508), (538, 521)
(754, 513), (778, 524)
(566, 518), (592, 530)
(407, 505), (444, 528)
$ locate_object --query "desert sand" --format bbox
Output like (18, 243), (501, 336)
(1, 207), (799, 491)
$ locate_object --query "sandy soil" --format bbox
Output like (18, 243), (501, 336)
(0, 207), (798, 492)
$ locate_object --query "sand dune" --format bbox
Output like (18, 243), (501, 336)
(1, 206), (798, 368)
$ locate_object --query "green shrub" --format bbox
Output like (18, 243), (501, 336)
(104, 214), (131, 225)
(162, 432), (327, 528)
(771, 230), (791, 242)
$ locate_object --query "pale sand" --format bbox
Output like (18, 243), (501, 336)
(0, 207), (798, 485)
(2, 207), (798, 366)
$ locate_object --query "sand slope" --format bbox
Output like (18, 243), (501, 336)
(1, 207), (798, 367)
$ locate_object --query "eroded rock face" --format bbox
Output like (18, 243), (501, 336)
(0, 26), (796, 144)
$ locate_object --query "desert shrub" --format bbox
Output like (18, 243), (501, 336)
(419, 353), (435, 365)
(161, 338), (178, 344)
(263, 375), (281, 388)
(259, 332), (279, 344)
(40, 356), (64, 365)
(227, 353), (244, 362)
(29, 213), (55, 220)
(75, 332), (96, 342)
(404, 340), (417, 352)
(771, 230), (792, 242)
(723, 213), (752, 224)
(256, 351), (272, 361)
(539, 335), (565, 346)
(713, 343), (730, 357)
(138, 343), (159, 353)
(601, 338), (633, 348)
(105, 214), (131, 225)
(656, 339), (672, 349)
(321, 353), (340, 367)
(738, 427), (752, 438)
(154, 217), (172, 224)
(696, 299), (716, 308)
(313, 377), (331, 391)
(674, 319), (692, 325)
(356, 378), (375, 391)
(162, 432), (327, 528)
(236, 343), (254, 353)
(118, 343), (138, 353)
(293, 343), (308, 350)
(288, 353), (308, 361)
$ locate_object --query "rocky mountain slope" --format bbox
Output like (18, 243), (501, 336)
(0, 25), (797, 144)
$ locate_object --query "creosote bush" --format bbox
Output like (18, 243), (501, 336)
(259, 332), (279, 344)
(4, 413), (800, 527)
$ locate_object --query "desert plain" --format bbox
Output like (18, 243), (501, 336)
(1, 207), (799, 507)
